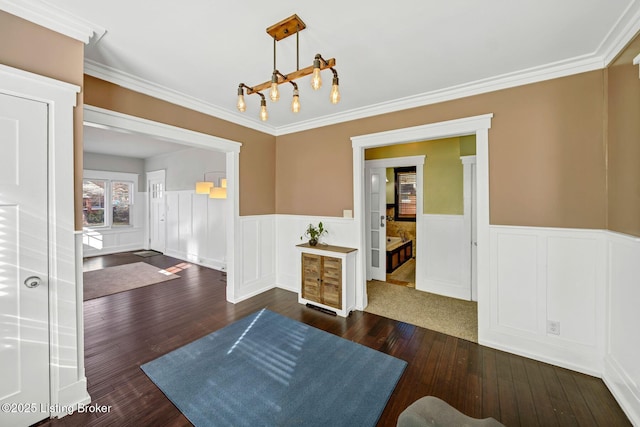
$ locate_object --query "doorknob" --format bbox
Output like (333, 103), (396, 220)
(24, 276), (42, 288)
(380, 215), (385, 228)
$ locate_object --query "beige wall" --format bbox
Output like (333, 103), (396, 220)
(277, 71), (607, 229)
(0, 10), (85, 229)
(607, 34), (640, 238)
(84, 76), (276, 216)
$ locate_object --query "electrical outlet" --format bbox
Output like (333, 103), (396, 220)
(547, 320), (560, 336)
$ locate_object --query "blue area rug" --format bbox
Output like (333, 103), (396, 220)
(141, 309), (407, 427)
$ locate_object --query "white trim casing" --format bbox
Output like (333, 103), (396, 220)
(0, 64), (90, 416)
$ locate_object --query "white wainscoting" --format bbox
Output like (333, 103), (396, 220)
(603, 231), (640, 426)
(484, 225), (606, 376)
(418, 214), (469, 299)
(234, 215), (277, 302)
(275, 215), (359, 293)
(165, 190), (227, 271)
(82, 191), (146, 257)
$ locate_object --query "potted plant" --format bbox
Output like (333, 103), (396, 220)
(301, 222), (327, 246)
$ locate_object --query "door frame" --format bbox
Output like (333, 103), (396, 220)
(351, 114), (492, 338)
(0, 65), (90, 416)
(83, 105), (242, 302)
(365, 156), (425, 284)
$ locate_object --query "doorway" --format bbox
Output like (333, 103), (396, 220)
(83, 106), (241, 301)
(352, 114), (493, 341)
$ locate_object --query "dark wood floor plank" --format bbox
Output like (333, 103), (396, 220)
(37, 252), (630, 427)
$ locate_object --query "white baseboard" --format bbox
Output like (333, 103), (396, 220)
(82, 243), (144, 258)
(603, 356), (640, 426)
(227, 275), (277, 304)
(52, 378), (91, 418)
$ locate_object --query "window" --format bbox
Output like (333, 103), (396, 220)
(83, 179), (106, 226)
(394, 167), (417, 221)
(83, 178), (134, 227)
(112, 181), (133, 226)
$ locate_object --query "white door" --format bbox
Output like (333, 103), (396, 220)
(147, 170), (166, 253)
(0, 93), (50, 426)
(365, 165), (387, 281)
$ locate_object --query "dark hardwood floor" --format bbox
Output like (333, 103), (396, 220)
(39, 252), (630, 426)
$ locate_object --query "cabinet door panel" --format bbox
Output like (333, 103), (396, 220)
(322, 256), (342, 308)
(302, 253), (322, 303)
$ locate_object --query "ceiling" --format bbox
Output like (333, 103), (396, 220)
(83, 125), (187, 158)
(37, 1), (640, 134)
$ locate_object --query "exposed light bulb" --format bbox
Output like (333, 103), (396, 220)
(291, 89), (300, 113)
(269, 73), (280, 102)
(236, 93), (246, 112)
(311, 58), (322, 90)
(330, 76), (340, 104)
(270, 82), (280, 102)
(259, 98), (268, 121)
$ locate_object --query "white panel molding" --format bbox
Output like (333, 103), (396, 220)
(231, 215), (277, 303)
(486, 225), (607, 375)
(0, 64), (90, 415)
(82, 227), (145, 257)
(419, 214), (468, 300)
(603, 231), (640, 426)
(163, 190), (227, 271)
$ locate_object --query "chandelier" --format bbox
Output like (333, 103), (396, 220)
(236, 14), (340, 121)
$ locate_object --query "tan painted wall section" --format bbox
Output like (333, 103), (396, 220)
(84, 76), (276, 216)
(0, 10), (85, 230)
(607, 33), (640, 237)
(276, 71), (607, 229)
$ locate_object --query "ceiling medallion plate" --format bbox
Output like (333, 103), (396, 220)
(266, 14), (307, 41)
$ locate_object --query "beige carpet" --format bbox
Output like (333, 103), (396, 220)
(83, 262), (180, 301)
(365, 280), (478, 342)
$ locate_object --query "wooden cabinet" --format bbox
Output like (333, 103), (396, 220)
(297, 243), (357, 317)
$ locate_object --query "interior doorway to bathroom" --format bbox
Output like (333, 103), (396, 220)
(385, 166), (417, 287)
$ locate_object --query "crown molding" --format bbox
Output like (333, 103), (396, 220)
(275, 54), (604, 135)
(84, 60), (276, 135)
(598, 0), (640, 66)
(0, 0), (105, 44)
